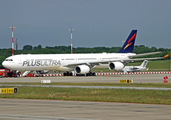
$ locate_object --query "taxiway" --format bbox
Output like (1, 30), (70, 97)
(0, 73), (170, 83)
(0, 99), (171, 120)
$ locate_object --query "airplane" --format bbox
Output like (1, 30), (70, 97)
(121, 60), (149, 73)
(2, 30), (166, 76)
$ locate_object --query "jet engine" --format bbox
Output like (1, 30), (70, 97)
(75, 65), (90, 74)
(109, 62), (124, 71)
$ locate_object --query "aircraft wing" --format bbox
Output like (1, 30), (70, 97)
(63, 53), (170, 67)
(129, 51), (161, 58)
(125, 53), (170, 62)
(63, 58), (124, 68)
(124, 57), (163, 62)
(63, 60), (112, 67)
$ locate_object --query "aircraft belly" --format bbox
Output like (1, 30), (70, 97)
(58, 67), (74, 72)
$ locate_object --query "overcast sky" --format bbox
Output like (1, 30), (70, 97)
(0, 0), (171, 50)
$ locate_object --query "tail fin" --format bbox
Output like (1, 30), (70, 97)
(118, 30), (137, 53)
(140, 60), (148, 67)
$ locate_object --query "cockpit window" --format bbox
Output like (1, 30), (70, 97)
(5, 59), (13, 61)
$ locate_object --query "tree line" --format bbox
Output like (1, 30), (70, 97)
(0, 44), (170, 67)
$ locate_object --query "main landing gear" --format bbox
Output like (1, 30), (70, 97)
(63, 72), (96, 76)
(63, 72), (73, 76)
(85, 72), (96, 76)
(76, 71), (96, 76)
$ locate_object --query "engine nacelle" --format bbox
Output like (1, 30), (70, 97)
(75, 65), (90, 74)
(109, 62), (124, 71)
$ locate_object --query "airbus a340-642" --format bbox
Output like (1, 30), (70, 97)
(2, 30), (167, 76)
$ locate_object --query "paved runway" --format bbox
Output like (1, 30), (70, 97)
(0, 73), (170, 83)
(0, 99), (171, 120)
(0, 74), (171, 120)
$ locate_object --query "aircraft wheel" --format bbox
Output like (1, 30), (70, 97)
(66, 72), (69, 76)
(89, 72), (92, 76)
(69, 73), (73, 76)
(63, 73), (65, 76)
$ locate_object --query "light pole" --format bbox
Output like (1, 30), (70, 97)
(69, 28), (74, 54)
(10, 26), (16, 55)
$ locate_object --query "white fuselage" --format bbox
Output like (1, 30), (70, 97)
(2, 53), (135, 72)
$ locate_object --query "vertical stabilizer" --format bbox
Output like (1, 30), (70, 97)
(118, 30), (137, 53)
(140, 60), (148, 67)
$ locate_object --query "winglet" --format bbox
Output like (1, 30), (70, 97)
(118, 30), (137, 53)
(163, 53), (170, 58)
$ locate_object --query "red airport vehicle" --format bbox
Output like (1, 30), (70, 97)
(0, 67), (20, 78)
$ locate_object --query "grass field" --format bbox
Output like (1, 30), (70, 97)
(1, 83), (171, 105)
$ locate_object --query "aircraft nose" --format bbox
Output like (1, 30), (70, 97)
(2, 61), (13, 69)
(2, 61), (7, 68)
